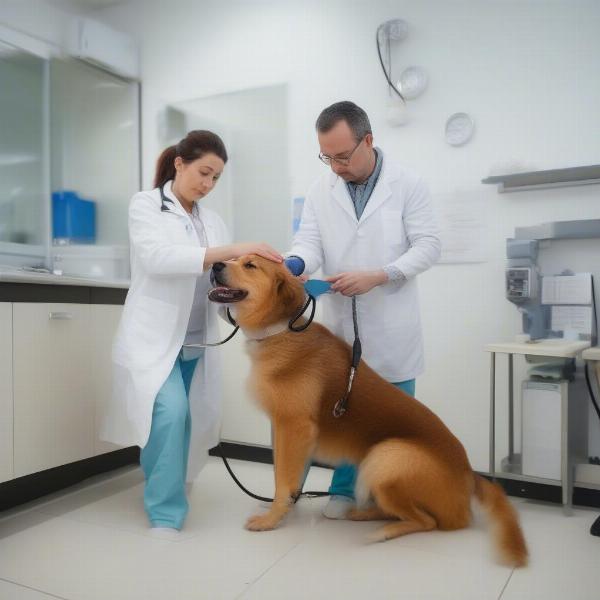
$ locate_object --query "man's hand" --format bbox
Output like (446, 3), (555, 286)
(325, 270), (388, 296)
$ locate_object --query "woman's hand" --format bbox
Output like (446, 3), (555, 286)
(204, 243), (282, 269)
(232, 242), (283, 263)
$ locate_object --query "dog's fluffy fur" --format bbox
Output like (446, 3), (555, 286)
(211, 255), (528, 567)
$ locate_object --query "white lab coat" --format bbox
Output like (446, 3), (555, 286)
(102, 180), (230, 480)
(290, 157), (441, 382)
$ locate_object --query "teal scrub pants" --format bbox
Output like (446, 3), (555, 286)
(140, 350), (200, 529)
(328, 379), (416, 499)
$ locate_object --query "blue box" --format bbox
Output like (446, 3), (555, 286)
(52, 191), (96, 244)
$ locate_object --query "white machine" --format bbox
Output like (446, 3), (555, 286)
(505, 219), (600, 482)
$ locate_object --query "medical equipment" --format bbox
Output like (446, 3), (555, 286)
(283, 258), (361, 415)
(502, 219), (600, 484)
(283, 255), (304, 276)
(505, 238), (548, 340)
(376, 19), (407, 102)
(521, 380), (567, 480)
(304, 279), (332, 298)
(159, 184), (174, 212)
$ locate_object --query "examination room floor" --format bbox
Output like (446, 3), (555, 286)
(0, 458), (599, 600)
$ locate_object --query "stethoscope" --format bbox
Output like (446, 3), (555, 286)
(160, 184), (175, 212)
(160, 183), (195, 235)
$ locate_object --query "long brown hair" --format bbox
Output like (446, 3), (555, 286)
(154, 130), (228, 188)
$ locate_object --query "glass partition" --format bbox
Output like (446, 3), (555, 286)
(50, 58), (139, 248)
(0, 41), (46, 248)
(0, 41), (140, 277)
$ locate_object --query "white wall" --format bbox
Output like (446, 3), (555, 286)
(175, 85), (290, 446)
(0, 0), (92, 51)
(99, 0), (600, 473)
(176, 84), (290, 251)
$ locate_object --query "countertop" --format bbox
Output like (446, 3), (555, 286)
(485, 338), (591, 358)
(0, 266), (130, 289)
(582, 347), (600, 361)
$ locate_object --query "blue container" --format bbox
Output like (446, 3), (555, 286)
(52, 191), (96, 244)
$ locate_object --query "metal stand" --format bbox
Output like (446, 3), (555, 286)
(488, 350), (574, 515)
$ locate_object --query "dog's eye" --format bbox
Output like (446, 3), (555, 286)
(244, 262), (257, 270)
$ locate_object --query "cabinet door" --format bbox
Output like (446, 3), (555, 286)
(219, 321), (271, 447)
(90, 304), (123, 455)
(13, 303), (93, 477)
(0, 303), (13, 483)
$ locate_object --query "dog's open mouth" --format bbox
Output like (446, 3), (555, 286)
(208, 286), (248, 303)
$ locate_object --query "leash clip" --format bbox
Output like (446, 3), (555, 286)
(333, 365), (356, 418)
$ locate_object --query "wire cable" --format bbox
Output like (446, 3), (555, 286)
(375, 25), (405, 102)
(216, 443), (330, 503)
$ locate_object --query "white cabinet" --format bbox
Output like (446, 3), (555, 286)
(0, 303), (13, 483)
(13, 303), (94, 477)
(90, 304), (123, 455)
(219, 320), (271, 447)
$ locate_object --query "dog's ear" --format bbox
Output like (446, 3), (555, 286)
(275, 269), (304, 313)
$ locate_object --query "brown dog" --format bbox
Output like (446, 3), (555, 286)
(209, 255), (528, 567)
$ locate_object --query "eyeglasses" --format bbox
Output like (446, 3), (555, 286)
(318, 137), (364, 166)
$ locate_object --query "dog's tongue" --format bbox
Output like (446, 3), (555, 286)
(208, 287), (247, 303)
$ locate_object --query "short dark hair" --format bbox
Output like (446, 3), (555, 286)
(154, 130), (228, 189)
(315, 101), (372, 142)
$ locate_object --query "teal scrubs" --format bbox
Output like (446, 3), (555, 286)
(328, 379), (416, 499)
(140, 349), (201, 529)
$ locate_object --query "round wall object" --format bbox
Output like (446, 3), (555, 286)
(445, 112), (475, 146)
(398, 66), (428, 100)
(380, 19), (409, 41)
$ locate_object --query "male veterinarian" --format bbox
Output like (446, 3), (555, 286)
(288, 100), (441, 518)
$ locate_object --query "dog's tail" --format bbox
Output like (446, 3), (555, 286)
(473, 474), (528, 567)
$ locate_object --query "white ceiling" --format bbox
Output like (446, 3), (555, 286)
(52, 0), (127, 8)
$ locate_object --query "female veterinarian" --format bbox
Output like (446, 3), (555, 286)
(103, 130), (282, 533)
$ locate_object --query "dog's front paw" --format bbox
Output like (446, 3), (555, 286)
(245, 513), (281, 531)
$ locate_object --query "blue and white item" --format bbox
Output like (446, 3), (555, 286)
(52, 190), (96, 245)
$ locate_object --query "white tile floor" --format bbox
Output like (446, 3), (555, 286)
(0, 457), (599, 600)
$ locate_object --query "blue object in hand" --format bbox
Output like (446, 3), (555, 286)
(284, 256), (305, 276)
(283, 256), (331, 297)
(304, 279), (332, 298)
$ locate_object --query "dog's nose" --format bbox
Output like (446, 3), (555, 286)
(211, 262), (227, 286)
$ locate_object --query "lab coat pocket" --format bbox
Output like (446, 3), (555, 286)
(120, 295), (179, 369)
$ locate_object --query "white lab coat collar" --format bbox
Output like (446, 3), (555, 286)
(162, 180), (190, 218)
(328, 155), (396, 224)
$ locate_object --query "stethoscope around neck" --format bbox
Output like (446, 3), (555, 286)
(160, 183), (175, 212)
(160, 183), (194, 234)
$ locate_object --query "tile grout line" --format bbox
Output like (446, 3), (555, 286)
(496, 569), (515, 600)
(234, 541), (302, 600)
(0, 575), (71, 600)
(22, 507), (199, 544)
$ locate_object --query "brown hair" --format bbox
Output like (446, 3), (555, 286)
(153, 130), (228, 188)
(315, 101), (372, 142)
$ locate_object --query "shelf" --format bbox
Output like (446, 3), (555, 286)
(583, 347), (600, 361)
(482, 164), (600, 193)
(485, 339), (590, 358)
